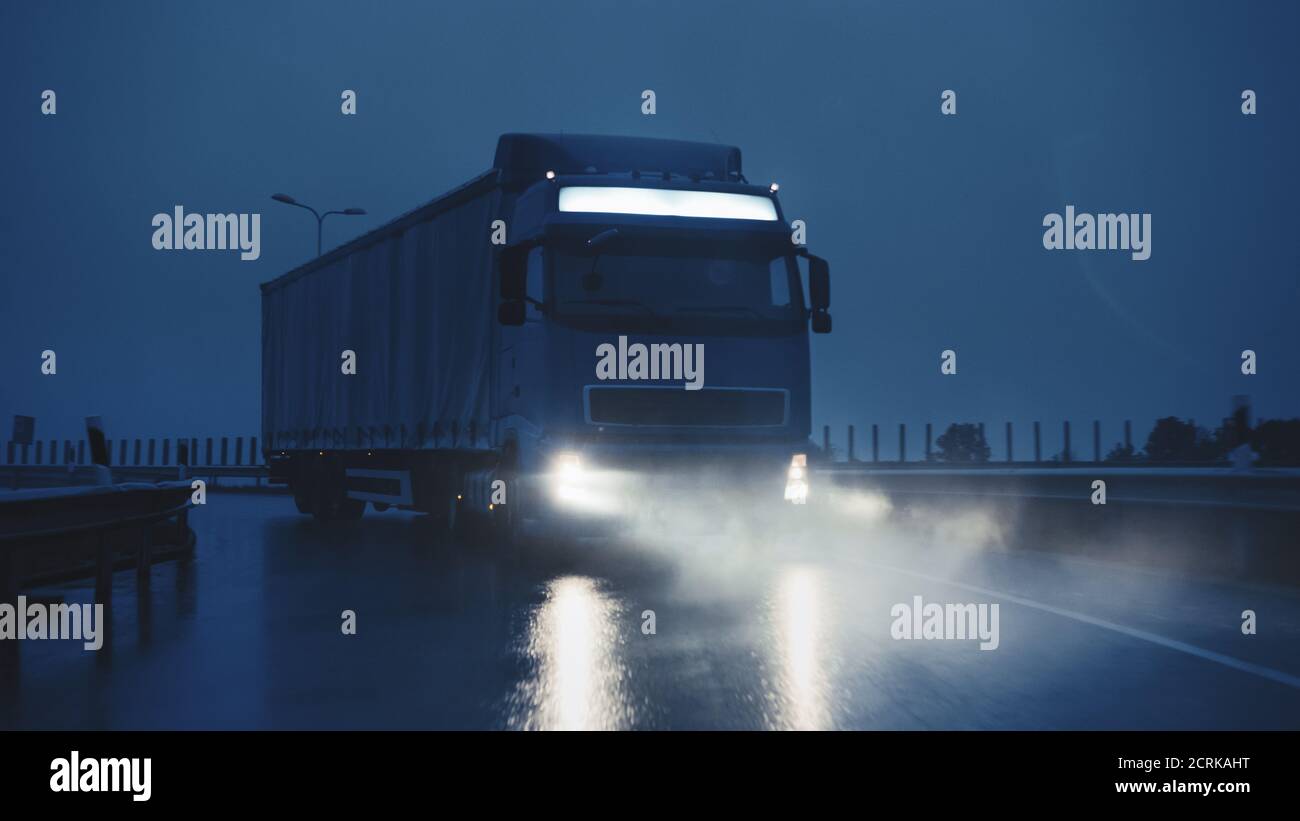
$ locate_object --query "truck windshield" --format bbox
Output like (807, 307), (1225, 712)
(552, 249), (802, 324)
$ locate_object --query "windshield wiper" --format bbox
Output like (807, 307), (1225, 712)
(563, 298), (663, 321)
(675, 305), (766, 318)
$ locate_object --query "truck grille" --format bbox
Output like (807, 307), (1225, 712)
(586, 387), (787, 427)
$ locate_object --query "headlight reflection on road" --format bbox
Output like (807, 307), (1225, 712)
(770, 566), (832, 730)
(508, 576), (633, 731)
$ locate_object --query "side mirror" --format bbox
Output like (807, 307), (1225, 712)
(498, 300), (525, 326)
(808, 256), (830, 311)
(811, 312), (832, 334)
(500, 244), (528, 302)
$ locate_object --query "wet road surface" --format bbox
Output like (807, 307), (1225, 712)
(4, 490), (1300, 729)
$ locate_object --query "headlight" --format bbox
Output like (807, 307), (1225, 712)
(551, 452), (587, 506)
(555, 452), (582, 479)
(784, 453), (808, 504)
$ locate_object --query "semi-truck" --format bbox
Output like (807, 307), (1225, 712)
(261, 133), (832, 536)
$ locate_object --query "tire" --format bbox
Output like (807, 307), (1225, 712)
(337, 496), (365, 520)
(310, 468), (363, 522)
(488, 502), (515, 545)
(446, 494), (461, 533)
(489, 481), (531, 552)
(310, 482), (338, 521)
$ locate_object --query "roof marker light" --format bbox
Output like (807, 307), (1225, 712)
(558, 186), (779, 221)
(770, 182), (780, 193)
(545, 170), (556, 181)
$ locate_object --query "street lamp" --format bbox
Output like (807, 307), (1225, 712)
(271, 193), (367, 257)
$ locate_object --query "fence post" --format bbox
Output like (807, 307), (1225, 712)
(1033, 422), (1041, 463)
(220, 437), (229, 466)
(1124, 420), (1132, 453)
(133, 439), (141, 466)
(118, 440), (126, 466)
(899, 423), (906, 463)
(147, 438), (156, 466)
(0, 545), (16, 680)
(1006, 421), (1013, 462)
(86, 418), (109, 475)
(138, 524), (153, 588)
(162, 438), (170, 465)
(94, 530), (113, 630)
(250, 436), (258, 465)
(35, 440), (44, 465)
(925, 423), (932, 462)
(872, 424), (879, 462)
(78, 440), (85, 464)
(205, 438), (213, 466)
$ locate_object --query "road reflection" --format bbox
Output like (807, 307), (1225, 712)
(769, 566), (832, 730)
(507, 575), (633, 730)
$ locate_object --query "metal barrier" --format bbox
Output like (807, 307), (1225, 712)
(0, 481), (194, 681)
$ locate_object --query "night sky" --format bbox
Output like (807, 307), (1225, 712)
(2, 0), (1296, 456)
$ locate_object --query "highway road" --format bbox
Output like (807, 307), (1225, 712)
(4, 489), (1300, 730)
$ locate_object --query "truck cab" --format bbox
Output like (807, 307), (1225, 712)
(486, 134), (831, 528)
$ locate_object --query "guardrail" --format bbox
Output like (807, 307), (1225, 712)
(0, 481), (194, 681)
(816, 419), (1275, 465)
(0, 464), (267, 490)
(821, 464), (1300, 511)
(824, 464), (1300, 584)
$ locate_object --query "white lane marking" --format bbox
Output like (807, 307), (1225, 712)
(853, 558), (1300, 691)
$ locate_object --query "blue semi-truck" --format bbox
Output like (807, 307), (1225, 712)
(262, 133), (832, 533)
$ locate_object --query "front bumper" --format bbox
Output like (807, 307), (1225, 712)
(524, 447), (809, 524)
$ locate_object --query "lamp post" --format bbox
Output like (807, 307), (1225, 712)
(270, 193), (366, 256)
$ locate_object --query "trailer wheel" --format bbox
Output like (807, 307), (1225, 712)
(488, 443), (523, 548)
(488, 484), (530, 551)
(449, 495), (460, 532)
(443, 493), (461, 535)
(310, 483), (339, 521)
(336, 495), (365, 520)
(309, 468), (359, 521)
